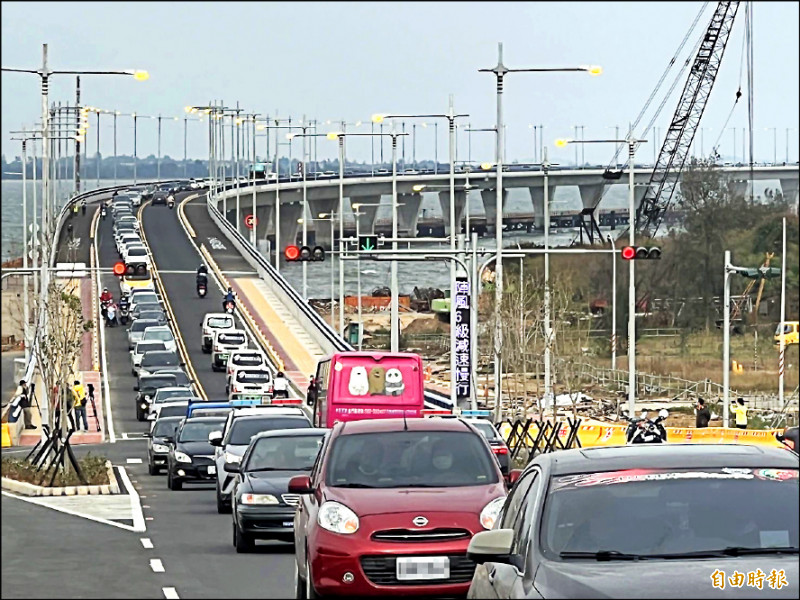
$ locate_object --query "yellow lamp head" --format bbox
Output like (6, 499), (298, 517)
(480, 162), (495, 171)
(372, 114), (385, 124)
(286, 133), (295, 140)
(554, 138), (570, 148)
(256, 124), (266, 131)
(327, 132), (340, 140)
(586, 65), (603, 76)
(412, 184), (426, 192)
(132, 70), (149, 81)
(184, 106), (193, 113)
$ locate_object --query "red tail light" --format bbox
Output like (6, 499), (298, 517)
(272, 398), (302, 405)
(786, 439), (796, 450)
(492, 446), (509, 455)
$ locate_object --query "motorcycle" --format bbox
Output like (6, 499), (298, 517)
(118, 303), (130, 325)
(623, 409), (669, 444)
(167, 196), (175, 210)
(197, 280), (207, 298)
(223, 300), (235, 314)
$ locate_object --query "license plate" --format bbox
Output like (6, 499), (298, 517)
(219, 354), (229, 360)
(282, 521), (294, 528)
(207, 465), (216, 475)
(396, 557), (450, 581)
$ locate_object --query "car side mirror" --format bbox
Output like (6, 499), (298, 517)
(507, 469), (523, 486)
(208, 431), (223, 446)
(164, 436), (174, 444)
(134, 384), (140, 391)
(142, 432), (151, 438)
(288, 475), (314, 494)
(223, 462), (240, 473)
(466, 529), (515, 564)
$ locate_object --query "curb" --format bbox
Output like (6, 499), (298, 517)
(0, 460), (121, 497)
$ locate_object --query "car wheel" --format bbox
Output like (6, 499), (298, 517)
(234, 522), (254, 553)
(168, 470), (182, 491)
(148, 462), (158, 476)
(136, 405), (145, 422)
(216, 484), (231, 514)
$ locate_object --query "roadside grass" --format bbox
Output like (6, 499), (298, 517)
(1, 453), (109, 487)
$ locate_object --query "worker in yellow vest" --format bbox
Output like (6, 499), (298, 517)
(731, 397), (747, 430)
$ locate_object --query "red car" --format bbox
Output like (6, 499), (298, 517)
(290, 417), (507, 598)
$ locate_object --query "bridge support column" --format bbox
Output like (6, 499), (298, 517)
(730, 179), (750, 200)
(528, 184), (557, 229)
(352, 195), (382, 234)
(307, 198), (338, 248)
(397, 193), (422, 236)
(779, 178), (799, 206)
(437, 190), (467, 236)
(480, 188), (508, 233)
(278, 201), (303, 248)
(578, 182), (607, 211)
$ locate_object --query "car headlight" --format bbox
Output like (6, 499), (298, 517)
(174, 451), (192, 463)
(241, 493), (279, 505)
(152, 443), (170, 453)
(318, 501), (359, 535)
(140, 402), (148, 409)
(224, 451), (242, 464)
(480, 496), (506, 530)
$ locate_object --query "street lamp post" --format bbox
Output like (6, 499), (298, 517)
(607, 234), (618, 371)
(303, 214), (338, 326)
(353, 201), (384, 349)
(479, 42), (601, 420)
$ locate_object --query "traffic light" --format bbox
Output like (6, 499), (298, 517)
(621, 246), (661, 260)
(285, 245), (325, 262)
(297, 161), (303, 177)
(113, 261), (148, 278)
(359, 235), (379, 252)
(738, 266), (781, 279)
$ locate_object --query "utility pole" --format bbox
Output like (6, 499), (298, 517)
(74, 76), (80, 193)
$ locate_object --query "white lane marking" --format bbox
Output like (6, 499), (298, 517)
(122, 432), (129, 440)
(116, 466), (147, 532)
(141, 538), (154, 549)
(163, 587), (180, 599)
(150, 559), (165, 573)
(127, 458), (143, 464)
(94, 226), (116, 443)
(1, 491), (139, 533)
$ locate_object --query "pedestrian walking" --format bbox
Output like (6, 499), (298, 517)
(64, 384), (77, 431)
(18, 379), (36, 429)
(732, 397), (748, 430)
(695, 398), (711, 428)
(72, 380), (88, 431)
(86, 383), (101, 432)
(81, 199), (87, 216)
(274, 371), (289, 399)
(72, 203), (79, 218)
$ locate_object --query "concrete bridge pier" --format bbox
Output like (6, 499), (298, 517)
(578, 182), (607, 211)
(275, 201), (304, 247)
(307, 198), (339, 248)
(480, 188), (509, 233)
(528, 184), (557, 228)
(779, 177), (799, 205)
(397, 193), (423, 235)
(254, 203), (275, 244)
(437, 190), (467, 236)
(351, 195), (382, 234)
(730, 179), (750, 199)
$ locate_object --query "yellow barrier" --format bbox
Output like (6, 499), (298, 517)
(506, 421), (785, 450)
(1, 423), (11, 448)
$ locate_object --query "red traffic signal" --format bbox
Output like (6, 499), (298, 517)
(113, 261), (126, 276)
(284, 245), (300, 261)
(621, 246), (661, 260)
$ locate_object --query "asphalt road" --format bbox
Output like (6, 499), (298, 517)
(94, 194), (296, 599)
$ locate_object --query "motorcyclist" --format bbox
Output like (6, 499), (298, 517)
(100, 288), (113, 306)
(196, 264), (208, 294)
(223, 287), (235, 312)
(118, 292), (130, 312)
(100, 204), (107, 220)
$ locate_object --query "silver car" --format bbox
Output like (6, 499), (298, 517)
(130, 340), (167, 376)
(129, 291), (160, 315)
(127, 318), (161, 349)
(142, 326), (177, 354)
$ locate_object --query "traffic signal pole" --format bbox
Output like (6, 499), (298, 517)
(627, 139), (636, 418)
(723, 250), (732, 428)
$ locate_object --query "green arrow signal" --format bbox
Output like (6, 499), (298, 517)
(359, 235), (377, 251)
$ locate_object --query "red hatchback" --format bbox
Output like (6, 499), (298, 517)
(290, 418), (507, 598)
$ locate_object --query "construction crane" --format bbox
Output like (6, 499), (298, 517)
(636, 1), (741, 237)
(730, 252), (774, 321)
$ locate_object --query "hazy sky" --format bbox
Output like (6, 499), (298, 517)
(2, 1), (798, 166)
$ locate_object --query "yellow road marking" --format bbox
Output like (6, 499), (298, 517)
(178, 194), (197, 238)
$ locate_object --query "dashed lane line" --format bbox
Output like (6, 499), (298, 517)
(163, 587), (180, 599)
(127, 458), (143, 464)
(141, 538), (154, 549)
(150, 559), (165, 573)
(116, 465), (147, 532)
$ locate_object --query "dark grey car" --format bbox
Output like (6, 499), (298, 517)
(466, 444), (799, 599)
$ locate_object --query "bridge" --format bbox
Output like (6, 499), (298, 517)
(215, 164), (800, 250)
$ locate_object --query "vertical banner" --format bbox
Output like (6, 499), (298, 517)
(453, 276), (471, 402)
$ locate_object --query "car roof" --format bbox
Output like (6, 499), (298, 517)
(205, 313), (233, 319)
(250, 428), (328, 442)
(231, 407), (304, 417)
(131, 319), (161, 328)
(338, 417), (475, 435)
(543, 444), (800, 475)
(154, 386), (193, 393)
(183, 415), (226, 424)
(154, 415), (184, 424)
(232, 413), (309, 424)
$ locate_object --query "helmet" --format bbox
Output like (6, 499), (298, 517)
(227, 287), (233, 293)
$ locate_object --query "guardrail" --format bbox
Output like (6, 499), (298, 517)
(205, 195), (453, 410)
(1, 180), (181, 446)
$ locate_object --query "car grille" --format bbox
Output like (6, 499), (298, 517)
(192, 455), (214, 466)
(371, 528), (471, 542)
(281, 494), (300, 507)
(360, 554), (476, 586)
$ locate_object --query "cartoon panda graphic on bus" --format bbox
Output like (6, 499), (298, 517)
(347, 365), (404, 396)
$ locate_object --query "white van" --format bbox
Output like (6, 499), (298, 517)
(201, 313), (235, 353)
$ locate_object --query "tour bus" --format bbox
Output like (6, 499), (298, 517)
(308, 351), (425, 428)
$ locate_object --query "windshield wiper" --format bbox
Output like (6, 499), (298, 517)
(560, 550), (643, 561)
(648, 546), (800, 559)
(246, 467), (311, 473)
(333, 483), (377, 488)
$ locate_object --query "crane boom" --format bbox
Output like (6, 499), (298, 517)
(636, 1), (741, 237)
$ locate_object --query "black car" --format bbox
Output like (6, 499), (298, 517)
(152, 368), (192, 388)
(146, 416), (183, 475)
(167, 416), (227, 491)
(135, 373), (186, 421)
(466, 444), (800, 599)
(135, 310), (168, 326)
(228, 428), (327, 552)
(152, 190), (170, 205)
(467, 418), (510, 476)
(137, 350), (181, 380)
(131, 302), (165, 322)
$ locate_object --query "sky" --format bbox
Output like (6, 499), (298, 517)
(2, 1), (798, 167)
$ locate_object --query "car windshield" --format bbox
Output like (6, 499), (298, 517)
(131, 320), (158, 333)
(127, 247), (147, 256)
(154, 389), (191, 403)
(471, 421), (499, 440)
(208, 316), (233, 328)
(138, 312), (165, 322)
(135, 341), (166, 354)
(229, 417), (311, 445)
(142, 352), (179, 367)
(156, 371), (190, 386)
(542, 468), (799, 560)
(191, 408), (232, 418)
(134, 303), (162, 315)
(326, 430), (499, 488)
(236, 370), (271, 383)
(179, 420), (225, 443)
(153, 419), (181, 437)
(233, 354), (264, 367)
(140, 377), (176, 391)
(158, 405), (189, 418)
(145, 330), (174, 342)
(218, 333), (246, 345)
(244, 434), (324, 471)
